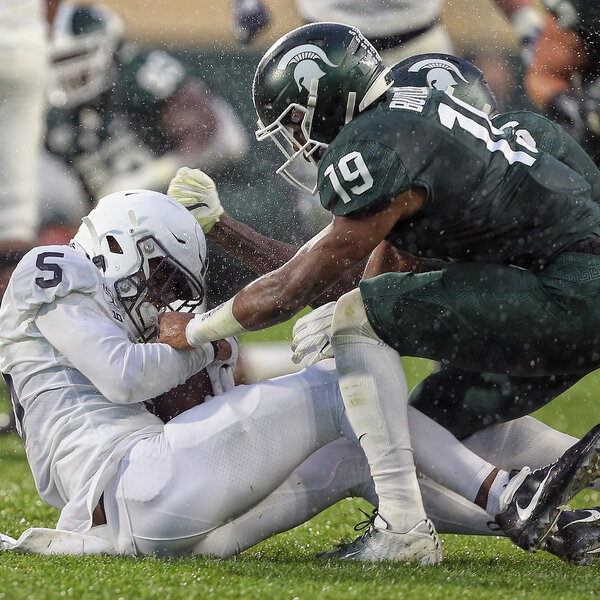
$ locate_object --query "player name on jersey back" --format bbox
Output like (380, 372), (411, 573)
(389, 87), (429, 113)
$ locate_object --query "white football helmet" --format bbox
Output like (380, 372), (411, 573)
(48, 2), (125, 108)
(72, 190), (208, 342)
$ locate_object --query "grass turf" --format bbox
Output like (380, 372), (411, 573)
(2, 325), (600, 599)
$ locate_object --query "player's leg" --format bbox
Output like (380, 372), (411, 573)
(193, 437), (373, 557)
(329, 288), (442, 564)
(103, 363), (352, 556)
(358, 262), (600, 551)
(361, 255), (600, 376)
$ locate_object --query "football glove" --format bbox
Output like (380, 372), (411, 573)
(231, 0), (271, 45)
(291, 302), (336, 366)
(167, 167), (224, 234)
(205, 336), (239, 397)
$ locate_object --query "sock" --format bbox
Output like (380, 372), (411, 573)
(408, 406), (498, 504)
(332, 290), (426, 532)
(485, 470), (511, 516)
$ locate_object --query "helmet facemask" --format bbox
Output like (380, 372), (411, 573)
(255, 85), (328, 194)
(114, 235), (207, 343)
(72, 190), (209, 344)
(48, 3), (124, 108)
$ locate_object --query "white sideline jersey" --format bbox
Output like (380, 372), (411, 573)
(296, 0), (444, 37)
(0, 245), (214, 533)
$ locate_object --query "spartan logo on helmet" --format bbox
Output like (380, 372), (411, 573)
(277, 44), (339, 93)
(407, 58), (469, 92)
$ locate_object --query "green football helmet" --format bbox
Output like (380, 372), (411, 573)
(48, 2), (125, 108)
(253, 22), (393, 194)
(391, 53), (498, 116)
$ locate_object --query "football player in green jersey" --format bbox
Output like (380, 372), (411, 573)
(42, 2), (248, 238)
(525, 0), (600, 164)
(159, 23), (600, 563)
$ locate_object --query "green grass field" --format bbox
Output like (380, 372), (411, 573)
(2, 323), (600, 599)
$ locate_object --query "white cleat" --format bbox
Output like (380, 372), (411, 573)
(317, 517), (443, 564)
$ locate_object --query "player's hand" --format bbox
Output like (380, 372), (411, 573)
(158, 311), (196, 350)
(206, 336), (239, 396)
(232, 0), (271, 44)
(291, 302), (336, 365)
(167, 167), (224, 234)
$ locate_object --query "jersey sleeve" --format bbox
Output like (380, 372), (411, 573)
(5, 246), (102, 322)
(318, 140), (411, 217)
(118, 47), (187, 113)
(35, 293), (215, 404)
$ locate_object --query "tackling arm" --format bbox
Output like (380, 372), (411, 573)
(158, 188), (425, 348)
(209, 213), (367, 307)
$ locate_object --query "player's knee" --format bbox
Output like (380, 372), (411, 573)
(331, 289), (380, 341)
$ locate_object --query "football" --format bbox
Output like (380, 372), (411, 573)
(150, 368), (214, 423)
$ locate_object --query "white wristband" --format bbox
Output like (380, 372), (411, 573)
(185, 297), (248, 347)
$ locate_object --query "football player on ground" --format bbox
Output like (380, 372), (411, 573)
(525, 0), (600, 164)
(1, 189), (600, 563)
(40, 2), (249, 242)
(158, 23), (600, 563)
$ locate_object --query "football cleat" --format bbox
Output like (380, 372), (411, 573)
(496, 423), (600, 552)
(316, 510), (443, 564)
(544, 507), (600, 565)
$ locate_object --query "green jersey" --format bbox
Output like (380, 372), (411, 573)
(45, 46), (187, 199)
(492, 109), (600, 202)
(318, 86), (600, 270)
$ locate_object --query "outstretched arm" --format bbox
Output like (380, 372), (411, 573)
(159, 188), (425, 348)
(209, 213), (367, 307)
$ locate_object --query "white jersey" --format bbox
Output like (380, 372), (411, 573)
(295, 0), (444, 37)
(0, 0), (45, 47)
(0, 245), (214, 531)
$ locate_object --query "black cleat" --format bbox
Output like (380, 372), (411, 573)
(496, 423), (600, 552)
(544, 507), (600, 565)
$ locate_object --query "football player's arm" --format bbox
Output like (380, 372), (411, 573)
(160, 79), (249, 172)
(158, 188), (425, 348)
(525, 14), (584, 108)
(363, 241), (448, 279)
(35, 293), (218, 404)
(493, 0), (544, 64)
(209, 213), (367, 307)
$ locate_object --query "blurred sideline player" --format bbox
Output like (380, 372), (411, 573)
(0, 0), (49, 294)
(39, 2), (249, 244)
(1, 190), (599, 563)
(0, 0), (56, 433)
(232, 0), (543, 66)
(525, 0), (600, 164)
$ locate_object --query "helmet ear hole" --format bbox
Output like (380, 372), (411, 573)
(106, 235), (123, 254)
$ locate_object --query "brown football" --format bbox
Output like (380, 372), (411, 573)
(151, 368), (214, 423)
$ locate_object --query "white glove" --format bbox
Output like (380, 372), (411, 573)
(167, 167), (224, 233)
(291, 302), (336, 366)
(205, 336), (239, 397)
